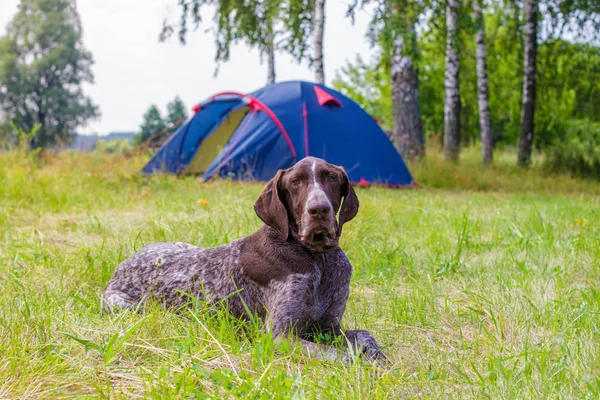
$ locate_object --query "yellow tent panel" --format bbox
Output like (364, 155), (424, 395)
(187, 106), (249, 175)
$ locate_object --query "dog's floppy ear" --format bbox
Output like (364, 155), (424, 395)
(337, 169), (359, 237)
(254, 170), (289, 240)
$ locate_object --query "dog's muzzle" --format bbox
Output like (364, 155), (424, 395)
(300, 200), (337, 250)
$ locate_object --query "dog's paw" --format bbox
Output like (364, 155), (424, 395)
(343, 330), (390, 366)
(360, 345), (389, 366)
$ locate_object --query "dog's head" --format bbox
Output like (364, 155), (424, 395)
(254, 157), (359, 252)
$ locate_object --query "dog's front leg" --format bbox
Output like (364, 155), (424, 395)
(268, 312), (385, 364)
(294, 337), (347, 362)
(270, 319), (387, 364)
(268, 314), (347, 363)
(292, 331), (388, 365)
(265, 293), (349, 362)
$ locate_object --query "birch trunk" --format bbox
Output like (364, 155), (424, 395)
(443, 0), (461, 162)
(473, 0), (493, 165)
(518, 0), (538, 166)
(391, 34), (424, 159)
(266, 20), (276, 85)
(313, 0), (325, 85)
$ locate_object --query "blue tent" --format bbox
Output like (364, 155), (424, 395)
(142, 81), (414, 187)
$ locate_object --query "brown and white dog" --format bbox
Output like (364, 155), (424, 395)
(103, 156), (387, 363)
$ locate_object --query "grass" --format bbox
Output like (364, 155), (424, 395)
(0, 148), (599, 399)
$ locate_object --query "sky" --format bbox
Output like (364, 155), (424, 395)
(0, 0), (377, 135)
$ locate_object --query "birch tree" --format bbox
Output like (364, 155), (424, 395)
(443, 0), (461, 161)
(266, 19), (276, 84)
(335, 1), (600, 159)
(517, 0), (538, 166)
(160, 0), (314, 85)
(350, 0), (425, 159)
(473, 0), (493, 164)
(313, 0), (326, 84)
(388, 1), (424, 158)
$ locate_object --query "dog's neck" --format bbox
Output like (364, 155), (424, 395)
(239, 225), (334, 286)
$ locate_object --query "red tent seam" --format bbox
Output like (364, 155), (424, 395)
(210, 91), (297, 158)
(302, 104), (309, 157)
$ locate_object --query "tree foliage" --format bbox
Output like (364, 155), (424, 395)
(333, 56), (392, 127)
(160, 0), (315, 73)
(93, 138), (133, 154)
(347, 0), (431, 65)
(166, 96), (188, 132)
(136, 105), (167, 145)
(544, 120), (600, 180)
(135, 97), (188, 146)
(334, 3), (600, 153)
(346, 0), (429, 158)
(0, 0), (99, 148)
(541, 0), (600, 43)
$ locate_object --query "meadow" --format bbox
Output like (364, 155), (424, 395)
(0, 148), (599, 399)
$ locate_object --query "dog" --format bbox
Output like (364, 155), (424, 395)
(103, 156), (387, 363)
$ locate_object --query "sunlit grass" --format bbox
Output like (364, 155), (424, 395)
(0, 149), (599, 398)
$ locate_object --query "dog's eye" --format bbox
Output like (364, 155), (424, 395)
(327, 174), (337, 182)
(291, 178), (302, 186)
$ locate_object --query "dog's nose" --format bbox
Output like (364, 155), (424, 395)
(307, 202), (331, 218)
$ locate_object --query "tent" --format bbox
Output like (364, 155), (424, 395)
(142, 81), (414, 187)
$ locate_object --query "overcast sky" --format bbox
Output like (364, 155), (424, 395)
(0, 0), (376, 135)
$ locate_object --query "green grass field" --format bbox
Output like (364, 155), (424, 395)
(1, 149), (599, 399)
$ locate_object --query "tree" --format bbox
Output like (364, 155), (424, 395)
(473, 0), (493, 164)
(443, 0), (461, 161)
(136, 105), (166, 145)
(517, 0), (539, 166)
(266, 18), (276, 83)
(0, 0), (99, 148)
(166, 96), (188, 132)
(387, 0), (424, 159)
(348, 0), (425, 159)
(313, 0), (326, 84)
(335, 4), (600, 156)
(160, 0), (314, 85)
(517, 0), (600, 165)
(333, 56), (392, 128)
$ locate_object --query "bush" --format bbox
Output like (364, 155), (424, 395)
(544, 120), (600, 180)
(93, 138), (133, 154)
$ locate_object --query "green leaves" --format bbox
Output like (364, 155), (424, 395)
(136, 105), (167, 146)
(332, 56), (393, 128)
(166, 96), (189, 132)
(0, 0), (99, 148)
(135, 96), (188, 146)
(334, 6), (600, 150)
(160, 0), (315, 72)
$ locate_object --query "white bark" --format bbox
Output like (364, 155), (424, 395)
(313, 0), (325, 85)
(518, 0), (539, 166)
(474, 0), (493, 164)
(443, 0), (461, 161)
(266, 21), (276, 85)
(391, 33), (424, 159)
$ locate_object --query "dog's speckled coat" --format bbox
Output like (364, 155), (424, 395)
(103, 157), (386, 363)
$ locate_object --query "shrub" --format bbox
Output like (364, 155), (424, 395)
(544, 120), (600, 181)
(93, 138), (133, 154)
